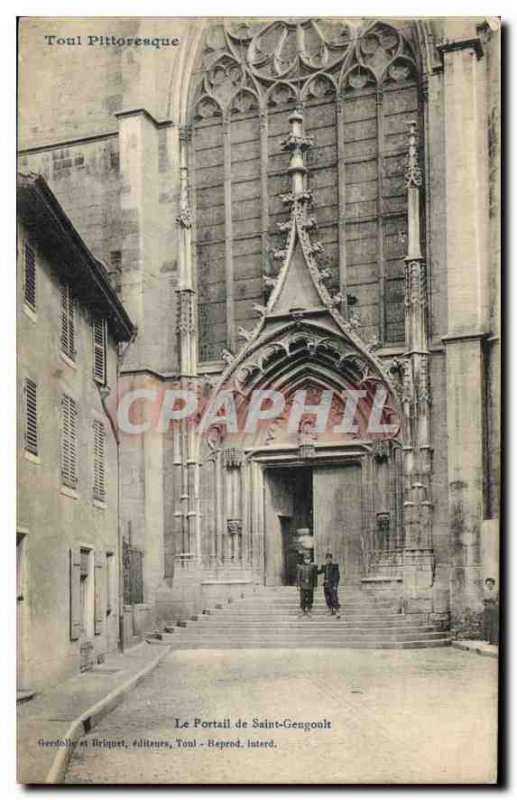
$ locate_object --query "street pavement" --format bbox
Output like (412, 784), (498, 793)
(17, 642), (170, 783)
(64, 647), (497, 784)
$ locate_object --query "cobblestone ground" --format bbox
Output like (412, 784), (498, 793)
(65, 648), (497, 784)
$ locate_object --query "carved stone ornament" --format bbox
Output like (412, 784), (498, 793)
(222, 448), (243, 468)
(192, 20), (417, 124)
(376, 511), (391, 531)
(404, 121), (423, 188)
(237, 326), (252, 342)
(226, 518), (243, 536)
(176, 207), (192, 229)
(220, 348), (235, 365)
(372, 440), (391, 461)
(299, 443), (316, 460)
(176, 290), (196, 335)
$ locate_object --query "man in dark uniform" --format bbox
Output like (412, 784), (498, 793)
(296, 552), (318, 617)
(318, 552), (341, 616)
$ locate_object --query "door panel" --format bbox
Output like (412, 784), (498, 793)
(264, 471), (292, 585)
(313, 463), (363, 585)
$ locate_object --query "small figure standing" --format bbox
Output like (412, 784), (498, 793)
(318, 552), (341, 616)
(483, 577), (499, 646)
(296, 552), (318, 617)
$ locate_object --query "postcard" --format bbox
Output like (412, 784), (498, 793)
(17, 15), (500, 784)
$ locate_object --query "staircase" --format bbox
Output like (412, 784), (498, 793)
(147, 586), (451, 650)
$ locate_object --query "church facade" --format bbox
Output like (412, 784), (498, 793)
(18, 16), (500, 642)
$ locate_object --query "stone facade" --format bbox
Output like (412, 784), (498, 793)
(18, 17), (500, 641)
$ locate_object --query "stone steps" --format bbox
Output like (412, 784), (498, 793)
(168, 639), (451, 651)
(151, 588), (450, 651)
(189, 622), (433, 632)
(217, 605), (399, 614)
(214, 600), (397, 607)
(173, 630), (446, 643)
(209, 613), (407, 622)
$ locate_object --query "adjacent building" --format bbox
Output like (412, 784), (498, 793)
(17, 173), (134, 691)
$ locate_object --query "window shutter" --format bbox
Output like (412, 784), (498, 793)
(70, 545), (82, 641)
(105, 552), (114, 615)
(94, 550), (104, 635)
(93, 420), (105, 501)
(24, 244), (36, 310)
(92, 316), (106, 384)
(61, 395), (78, 488)
(61, 283), (75, 360)
(24, 378), (38, 456)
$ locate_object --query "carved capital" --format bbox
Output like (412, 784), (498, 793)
(223, 448), (243, 468)
(299, 443), (316, 460)
(226, 517), (243, 536)
(376, 512), (391, 531)
(372, 441), (391, 462)
(280, 133), (314, 152)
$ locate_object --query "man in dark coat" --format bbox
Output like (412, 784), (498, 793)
(318, 552), (341, 616)
(296, 553), (318, 616)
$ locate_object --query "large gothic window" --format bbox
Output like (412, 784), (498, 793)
(189, 19), (422, 361)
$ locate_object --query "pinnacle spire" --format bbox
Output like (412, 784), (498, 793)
(405, 121), (423, 262)
(280, 104), (313, 198)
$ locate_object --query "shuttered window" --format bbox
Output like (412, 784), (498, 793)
(60, 283), (76, 361)
(93, 420), (106, 501)
(61, 394), (78, 488)
(24, 244), (36, 311)
(94, 550), (104, 635)
(24, 378), (38, 456)
(92, 315), (106, 384)
(70, 545), (82, 640)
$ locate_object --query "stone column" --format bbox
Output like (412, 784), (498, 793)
(439, 33), (489, 636)
(401, 121), (434, 610)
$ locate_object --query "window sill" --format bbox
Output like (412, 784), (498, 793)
(60, 351), (77, 370)
(93, 498), (107, 510)
(24, 451), (40, 465)
(23, 304), (37, 323)
(60, 484), (79, 500)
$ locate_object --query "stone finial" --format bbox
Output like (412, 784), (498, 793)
(220, 349), (235, 365)
(237, 326), (252, 342)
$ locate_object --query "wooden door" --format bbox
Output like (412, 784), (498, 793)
(312, 463), (363, 586)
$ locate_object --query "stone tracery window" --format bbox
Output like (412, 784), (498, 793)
(189, 19), (422, 361)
